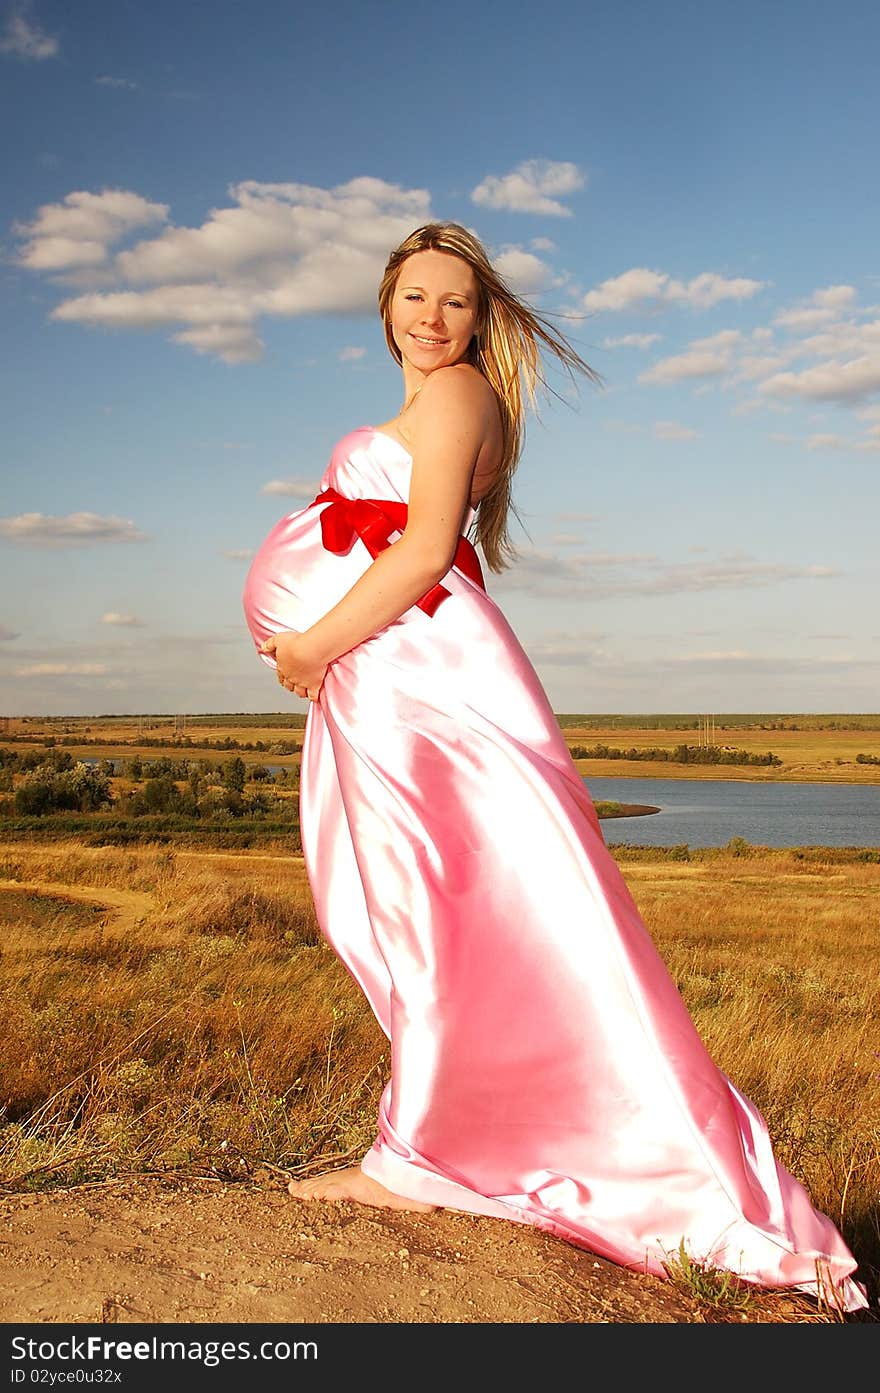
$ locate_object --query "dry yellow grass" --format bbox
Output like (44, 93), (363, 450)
(0, 838), (877, 1307)
(0, 842), (385, 1193)
(565, 725), (880, 782)
(624, 850), (880, 1260)
(4, 713), (880, 782)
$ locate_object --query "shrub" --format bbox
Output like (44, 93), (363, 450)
(13, 761), (113, 816)
(726, 836), (753, 858)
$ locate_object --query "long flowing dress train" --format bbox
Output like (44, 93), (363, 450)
(242, 425), (868, 1312)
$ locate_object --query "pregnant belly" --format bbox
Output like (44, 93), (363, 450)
(242, 507), (375, 662)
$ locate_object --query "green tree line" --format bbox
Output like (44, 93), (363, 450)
(568, 742), (783, 767)
(0, 750), (298, 820)
(3, 733), (301, 754)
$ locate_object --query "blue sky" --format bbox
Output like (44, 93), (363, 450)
(2, 0), (878, 717)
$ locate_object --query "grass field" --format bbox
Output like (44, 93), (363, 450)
(0, 837), (877, 1310)
(4, 712), (880, 783)
(567, 724), (880, 784)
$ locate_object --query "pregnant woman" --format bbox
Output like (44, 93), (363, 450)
(242, 221), (867, 1312)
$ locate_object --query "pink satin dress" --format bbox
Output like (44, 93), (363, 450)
(242, 425), (868, 1313)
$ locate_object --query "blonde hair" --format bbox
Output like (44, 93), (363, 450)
(377, 221), (604, 572)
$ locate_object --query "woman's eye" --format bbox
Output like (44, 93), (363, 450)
(405, 294), (464, 309)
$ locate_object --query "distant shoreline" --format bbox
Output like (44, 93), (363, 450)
(595, 802), (661, 819)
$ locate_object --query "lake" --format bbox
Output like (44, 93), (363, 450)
(81, 758), (879, 850)
(587, 776), (880, 849)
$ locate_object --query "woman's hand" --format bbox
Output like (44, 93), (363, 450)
(259, 630), (328, 703)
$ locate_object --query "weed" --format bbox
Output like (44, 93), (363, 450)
(661, 1240), (756, 1313)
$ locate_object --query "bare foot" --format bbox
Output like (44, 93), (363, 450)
(287, 1165), (437, 1213)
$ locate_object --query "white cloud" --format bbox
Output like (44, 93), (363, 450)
(731, 352), (793, 382)
(795, 318), (880, 361)
(775, 307), (841, 332)
(541, 532), (591, 547)
(760, 354), (880, 405)
(670, 273), (767, 309)
(15, 177), (435, 364)
(95, 75), (137, 89)
(491, 548), (837, 601)
(100, 612), (144, 626)
(669, 649), (753, 662)
(718, 304), (880, 407)
(260, 479), (321, 499)
(223, 548), (255, 560)
(338, 345), (366, 361)
(119, 177), (427, 289)
(50, 284), (254, 325)
(0, 512), (149, 546)
(524, 637), (608, 667)
(0, 3), (58, 60)
(173, 321), (263, 363)
(639, 350), (730, 384)
(653, 420), (698, 440)
(807, 431), (880, 452)
(602, 418), (644, 435)
(519, 626), (609, 667)
(493, 248), (553, 294)
(807, 433), (848, 450)
(774, 284), (857, 332)
(16, 663), (108, 677)
(692, 330), (743, 352)
(584, 268), (764, 314)
(658, 650), (869, 671)
(815, 285), (857, 310)
(471, 160), (585, 216)
(603, 333), (663, 349)
(643, 326), (793, 389)
(13, 189), (169, 271)
(584, 268), (668, 313)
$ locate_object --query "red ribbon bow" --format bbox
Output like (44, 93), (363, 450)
(309, 486), (485, 617)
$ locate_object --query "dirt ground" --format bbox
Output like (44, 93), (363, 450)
(0, 1171), (862, 1327)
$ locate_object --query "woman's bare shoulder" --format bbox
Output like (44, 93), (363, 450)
(406, 366), (503, 506)
(414, 364), (497, 427)
(422, 362), (492, 399)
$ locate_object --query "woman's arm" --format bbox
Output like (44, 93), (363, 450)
(262, 366), (492, 698)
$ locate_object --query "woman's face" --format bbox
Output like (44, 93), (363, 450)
(389, 249), (480, 378)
